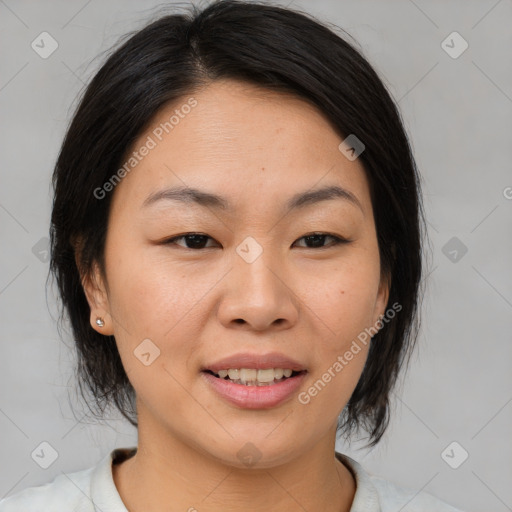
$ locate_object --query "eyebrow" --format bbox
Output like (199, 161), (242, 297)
(142, 184), (363, 214)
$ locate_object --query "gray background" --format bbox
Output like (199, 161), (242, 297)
(1, 1), (511, 511)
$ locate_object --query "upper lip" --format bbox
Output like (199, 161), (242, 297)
(203, 352), (306, 372)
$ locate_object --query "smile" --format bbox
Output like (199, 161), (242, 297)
(206, 368), (304, 386)
(201, 369), (307, 409)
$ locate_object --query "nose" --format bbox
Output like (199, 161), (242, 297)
(217, 249), (299, 332)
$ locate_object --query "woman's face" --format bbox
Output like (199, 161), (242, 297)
(84, 79), (389, 467)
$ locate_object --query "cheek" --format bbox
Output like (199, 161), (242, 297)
(297, 333), (369, 434)
(101, 256), (200, 394)
(297, 254), (379, 410)
(299, 279), (373, 422)
(105, 259), (203, 414)
(105, 245), (202, 335)
(306, 257), (381, 343)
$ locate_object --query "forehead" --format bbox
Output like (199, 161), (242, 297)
(109, 79), (371, 216)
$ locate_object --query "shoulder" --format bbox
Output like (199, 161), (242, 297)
(0, 447), (135, 512)
(336, 453), (465, 512)
(0, 465), (95, 512)
(369, 474), (463, 512)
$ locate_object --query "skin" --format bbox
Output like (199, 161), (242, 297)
(81, 79), (390, 512)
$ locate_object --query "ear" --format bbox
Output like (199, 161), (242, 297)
(373, 269), (391, 328)
(373, 242), (396, 327)
(74, 238), (114, 336)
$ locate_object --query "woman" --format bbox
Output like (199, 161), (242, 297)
(0, 0), (463, 510)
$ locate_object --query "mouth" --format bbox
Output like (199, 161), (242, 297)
(201, 352), (308, 408)
(203, 368), (307, 386)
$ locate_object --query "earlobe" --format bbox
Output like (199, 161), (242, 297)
(74, 241), (113, 334)
(90, 312), (114, 335)
(83, 265), (114, 335)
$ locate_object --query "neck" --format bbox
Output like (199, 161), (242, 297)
(113, 418), (355, 512)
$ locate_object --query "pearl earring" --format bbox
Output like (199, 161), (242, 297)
(95, 317), (105, 328)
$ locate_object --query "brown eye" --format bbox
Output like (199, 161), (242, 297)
(163, 233), (219, 249)
(293, 233), (349, 249)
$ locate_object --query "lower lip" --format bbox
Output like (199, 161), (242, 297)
(201, 371), (307, 409)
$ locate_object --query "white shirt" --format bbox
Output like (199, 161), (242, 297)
(0, 447), (463, 511)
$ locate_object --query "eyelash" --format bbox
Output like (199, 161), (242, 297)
(161, 232), (350, 250)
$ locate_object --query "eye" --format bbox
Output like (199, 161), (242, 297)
(161, 232), (349, 250)
(163, 233), (219, 249)
(292, 232), (349, 249)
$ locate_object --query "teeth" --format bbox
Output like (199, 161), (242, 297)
(256, 369), (275, 383)
(213, 368), (298, 385)
(227, 369), (239, 380)
(240, 369), (258, 382)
